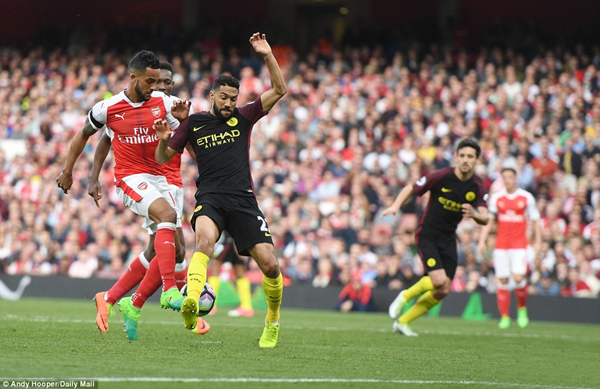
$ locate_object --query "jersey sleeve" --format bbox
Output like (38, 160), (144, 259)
(412, 168), (449, 196)
(88, 100), (108, 130)
(168, 116), (190, 153)
(161, 94), (180, 130)
(475, 180), (488, 208)
(487, 193), (499, 215)
(238, 97), (266, 125)
(525, 192), (541, 221)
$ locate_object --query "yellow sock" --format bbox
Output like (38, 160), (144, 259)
(237, 277), (253, 310)
(403, 276), (434, 301)
(187, 252), (210, 302)
(262, 273), (283, 323)
(208, 275), (221, 307)
(399, 291), (439, 324)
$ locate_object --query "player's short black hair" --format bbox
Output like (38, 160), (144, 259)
(456, 138), (481, 158)
(159, 61), (174, 74)
(212, 75), (240, 91)
(128, 50), (160, 74)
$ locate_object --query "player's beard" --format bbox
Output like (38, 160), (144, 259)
(461, 163), (476, 176)
(212, 101), (232, 121)
(135, 81), (151, 102)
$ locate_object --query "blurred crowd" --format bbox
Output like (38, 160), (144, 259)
(1, 36), (600, 299)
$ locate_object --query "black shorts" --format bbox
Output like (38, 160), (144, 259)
(416, 233), (458, 280)
(191, 192), (273, 256)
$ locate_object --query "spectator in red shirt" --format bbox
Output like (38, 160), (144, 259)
(530, 136), (559, 185)
(336, 270), (373, 312)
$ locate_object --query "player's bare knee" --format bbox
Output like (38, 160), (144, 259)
(431, 277), (446, 290)
(194, 235), (214, 255)
(257, 256), (280, 278)
(513, 274), (525, 284)
(162, 208), (177, 224)
(436, 288), (450, 299)
(432, 277), (451, 297)
(152, 208), (177, 225)
(262, 262), (280, 279)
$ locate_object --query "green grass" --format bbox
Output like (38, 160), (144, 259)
(0, 298), (598, 389)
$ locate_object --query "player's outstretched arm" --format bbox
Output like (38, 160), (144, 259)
(56, 117), (97, 194)
(381, 185), (414, 218)
(88, 133), (111, 207)
(250, 32), (287, 113)
(154, 118), (178, 164)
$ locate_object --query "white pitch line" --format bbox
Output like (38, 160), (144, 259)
(2, 314), (599, 342)
(0, 377), (596, 389)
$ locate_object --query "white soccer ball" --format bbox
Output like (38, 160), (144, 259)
(180, 282), (216, 317)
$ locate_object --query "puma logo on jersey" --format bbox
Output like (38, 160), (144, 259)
(193, 125), (207, 131)
(115, 113), (126, 120)
(441, 187), (452, 193)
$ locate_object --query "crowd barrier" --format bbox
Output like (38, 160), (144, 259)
(1, 274), (598, 324)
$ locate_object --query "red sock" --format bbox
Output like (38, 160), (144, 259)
(497, 288), (510, 317)
(155, 224), (177, 291)
(132, 257), (162, 309)
(515, 285), (528, 309)
(106, 256), (147, 305)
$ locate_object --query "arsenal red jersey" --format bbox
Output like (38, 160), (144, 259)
(88, 91), (180, 181)
(488, 188), (540, 249)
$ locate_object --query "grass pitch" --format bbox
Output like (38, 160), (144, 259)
(0, 298), (598, 389)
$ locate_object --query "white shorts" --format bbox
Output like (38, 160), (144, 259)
(115, 173), (176, 234)
(169, 184), (184, 219)
(142, 184), (184, 232)
(493, 248), (528, 278)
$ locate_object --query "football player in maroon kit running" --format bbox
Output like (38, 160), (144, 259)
(384, 138), (490, 336)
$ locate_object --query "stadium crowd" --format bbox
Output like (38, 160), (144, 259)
(1, 35), (600, 299)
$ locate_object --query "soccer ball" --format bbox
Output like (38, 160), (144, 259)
(180, 282), (216, 317)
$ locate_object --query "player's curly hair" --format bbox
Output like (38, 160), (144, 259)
(456, 138), (481, 157)
(129, 50), (160, 74)
(212, 75), (240, 91)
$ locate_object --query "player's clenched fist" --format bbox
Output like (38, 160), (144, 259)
(56, 170), (73, 194)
